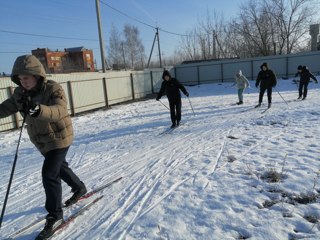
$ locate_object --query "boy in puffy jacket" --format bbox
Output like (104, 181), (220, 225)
(156, 70), (189, 128)
(255, 62), (277, 108)
(0, 55), (87, 239)
(295, 65), (318, 100)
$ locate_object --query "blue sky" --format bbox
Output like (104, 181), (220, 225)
(0, 0), (247, 74)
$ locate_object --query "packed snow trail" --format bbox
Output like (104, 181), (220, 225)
(0, 81), (319, 239)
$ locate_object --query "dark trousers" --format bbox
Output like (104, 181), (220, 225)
(298, 82), (309, 98)
(259, 87), (272, 103)
(169, 101), (182, 124)
(42, 147), (82, 219)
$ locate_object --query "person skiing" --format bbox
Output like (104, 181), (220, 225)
(232, 70), (250, 105)
(0, 55), (87, 239)
(156, 70), (189, 128)
(255, 62), (277, 108)
(295, 65), (318, 100)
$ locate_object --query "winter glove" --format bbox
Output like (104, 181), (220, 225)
(156, 97), (160, 101)
(20, 95), (36, 115)
(185, 92), (189, 97)
(29, 105), (40, 117)
(255, 83), (259, 88)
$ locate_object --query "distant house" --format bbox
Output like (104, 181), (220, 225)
(31, 47), (95, 73)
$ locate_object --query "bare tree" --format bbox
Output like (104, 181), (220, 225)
(263, 0), (315, 54)
(123, 24), (145, 70)
(176, 29), (201, 61)
(175, 10), (235, 61)
(175, 0), (319, 62)
(108, 24), (124, 69)
(229, 0), (317, 56)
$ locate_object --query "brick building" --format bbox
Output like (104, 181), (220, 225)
(31, 47), (95, 73)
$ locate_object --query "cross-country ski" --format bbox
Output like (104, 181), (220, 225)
(45, 196), (104, 240)
(5, 177), (122, 239)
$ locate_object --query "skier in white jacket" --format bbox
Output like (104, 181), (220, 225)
(233, 70), (250, 105)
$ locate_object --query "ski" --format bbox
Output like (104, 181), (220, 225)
(6, 176), (122, 239)
(240, 106), (257, 113)
(261, 108), (270, 114)
(45, 195), (104, 240)
(76, 176), (122, 202)
(159, 124), (183, 135)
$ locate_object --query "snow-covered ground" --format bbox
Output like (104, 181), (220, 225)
(0, 77), (320, 240)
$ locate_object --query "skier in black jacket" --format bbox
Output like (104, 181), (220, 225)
(156, 70), (189, 128)
(255, 62), (277, 108)
(295, 65), (318, 100)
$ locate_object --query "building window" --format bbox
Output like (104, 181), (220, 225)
(86, 53), (91, 60)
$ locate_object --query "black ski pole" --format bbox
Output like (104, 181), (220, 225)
(158, 99), (170, 111)
(275, 88), (289, 106)
(187, 97), (195, 116)
(0, 115), (26, 229)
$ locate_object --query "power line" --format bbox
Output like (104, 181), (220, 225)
(158, 28), (188, 37)
(0, 30), (98, 42)
(99, 0), (189, 37)
(99, 0), (155, 30)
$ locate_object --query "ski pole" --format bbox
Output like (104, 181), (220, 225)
(275, 88), (289, 106)
(158, 99), (170, 110)
(187, 96), (195, 116)
(294, 79), (299, 89)
(0, 115), (26, 229)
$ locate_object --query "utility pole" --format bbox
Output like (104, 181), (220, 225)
(147, 31), (157, 68)
(95, 0), (108, 107)
(147, 27), (162, 68)
(95, 0), (107, 72)
(156, 28), (162, 68)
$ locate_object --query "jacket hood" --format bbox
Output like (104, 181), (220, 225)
(260, 62), (269, 70)
(11, 55), (47, 86)
(162, 70), (172, 80)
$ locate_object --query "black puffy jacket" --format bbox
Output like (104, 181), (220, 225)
(295, 68), (317, 83)
(157, 78), (188, 103)
(256, 69), (277, 89)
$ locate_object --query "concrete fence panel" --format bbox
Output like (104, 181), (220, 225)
(132, 71), (152, 99)
(175, 66), (198, 85)
(106, 75), (133, 105)
(68, 79), (106, 115)
(199, 64), (222, 83)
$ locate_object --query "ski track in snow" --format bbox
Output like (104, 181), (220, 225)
(1, 81), (320, 239)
